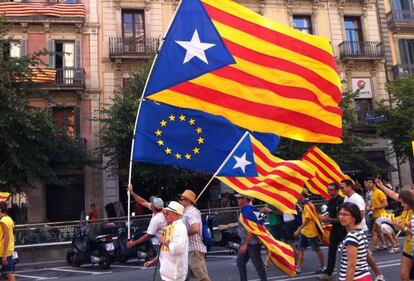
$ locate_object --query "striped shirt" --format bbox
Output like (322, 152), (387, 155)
(339, 229), (370, 281)
(182, 205), (207, 253)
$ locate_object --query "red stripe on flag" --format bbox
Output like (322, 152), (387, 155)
(303, 155), (337, 184)
(255, 166), (305, 187)
(247, 173), (302, 198)
(308, 148), (347, 181)
(202, 2), (338, 73)
(171, 82), (342, 137)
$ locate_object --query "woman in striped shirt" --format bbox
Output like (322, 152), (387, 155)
(338, 202), (372, 281)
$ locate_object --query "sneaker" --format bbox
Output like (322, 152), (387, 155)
(295, 266), (302, 274)
(318, 273), (332, 280)
(382, 245), (389, 250)
(315, 267), (327, 274)
(388, 247), (400, 254)
(374, 275), (385, 281)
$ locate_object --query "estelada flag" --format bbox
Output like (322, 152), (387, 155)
(239, 205), (296, 277)
(303, 200), (329, 246)
(143, 0), (343, 143)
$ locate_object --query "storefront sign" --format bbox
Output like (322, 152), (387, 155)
(352, 78), (373, 99)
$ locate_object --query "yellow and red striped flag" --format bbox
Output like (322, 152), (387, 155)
(239, 213), (296, 277)
(216, 134), (315, 214)
(302, 146), (350, 199)
(0, 3), (86, 18)
(303, 201), (329, 246)
(143, 0), (343, 144)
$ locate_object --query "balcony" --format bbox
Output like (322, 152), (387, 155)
(109, 37), (160, 60)
(392, 63), (414, 78)
(386, 10), (414, 32)
(0, 1), (85, 24)
(31, 68), (85, 89)
(338, 41), (384, 61)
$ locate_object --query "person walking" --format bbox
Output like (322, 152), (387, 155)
(294, 190), (325, 275)
(236, 194), (267, 281)
(127, 185), (166, 252)
(0, 202), (15, 281)
(340, 180), (385, 281)
(319, 183), (347, 281)
(179, 190), (211, 281)
(144, 201), (189, 281)
(338, 202), (372, 281)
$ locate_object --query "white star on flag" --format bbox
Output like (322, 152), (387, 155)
(232, 153), (252, 173)
(175, 29), (215, 64)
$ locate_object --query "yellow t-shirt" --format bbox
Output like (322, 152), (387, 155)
(394, 209), (413, 256)
(301, 204), (319, 238)
(0, 216), (14, 257)
(371, 188), (387, 218)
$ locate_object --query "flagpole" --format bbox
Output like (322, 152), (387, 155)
(126, 0), (185, 240)
(195, 131), (250, 203)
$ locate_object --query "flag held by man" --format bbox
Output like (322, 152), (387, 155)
(302, 146), (350, 199)
(143, 0), (343, 144)
(216, 133), (315, 213)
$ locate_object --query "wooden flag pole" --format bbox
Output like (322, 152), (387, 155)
(195, 131), (250, 203)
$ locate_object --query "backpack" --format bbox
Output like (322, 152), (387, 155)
(201, 217), (212, 246)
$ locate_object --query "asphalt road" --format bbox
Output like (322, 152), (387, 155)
(13, 243), (403, 281)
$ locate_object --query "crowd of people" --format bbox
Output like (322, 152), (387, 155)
(127, 178), (414, 281)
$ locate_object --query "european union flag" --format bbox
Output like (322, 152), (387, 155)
(132, 101), (279, 174)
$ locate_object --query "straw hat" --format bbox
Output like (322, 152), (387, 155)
(180, 189), (197, 204)
(164, 201), (184, 216)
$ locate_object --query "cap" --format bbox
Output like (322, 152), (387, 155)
(180, 190), (196, 204)
(235, 193), (252, 200)
(150, 196), (164, 210)
(164, 201), (184, 216)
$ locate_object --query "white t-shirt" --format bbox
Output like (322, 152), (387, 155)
(146, 212), (167, 245)
(344, 193), (368, 231)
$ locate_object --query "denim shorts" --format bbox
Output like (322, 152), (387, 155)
(296, 234), (320, 251)
(1, 256), (14, 273)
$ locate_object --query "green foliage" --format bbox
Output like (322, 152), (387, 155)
(376, 76), (414, 163)
(0, 19), (84, 190)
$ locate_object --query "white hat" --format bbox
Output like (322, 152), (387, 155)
(150, 196), (164, 210)
(164, 201), (184, 216)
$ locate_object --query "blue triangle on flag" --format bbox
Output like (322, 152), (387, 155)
(144, 0), (235, 97)
(218, 134), (258, 177)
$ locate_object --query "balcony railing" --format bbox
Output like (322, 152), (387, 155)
(109, 37), (160, 58)
(392, 63), (414, 78)
(338, 41), (384, 60)
(0, 0), (81, 4)
(386, 10), (414, 27)
(31, 68), (85, 88)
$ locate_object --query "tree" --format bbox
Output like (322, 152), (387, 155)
(376, 76), (414, 180)
(98, 63), (212, 204)
(0, 19), (85, 190)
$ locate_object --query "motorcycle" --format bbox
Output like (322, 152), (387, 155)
(113, 213), (157, 264)
(66, 212), (117, 269)
(205, 213), (240, 253)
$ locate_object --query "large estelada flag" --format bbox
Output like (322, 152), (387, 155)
(302, 146), (350, 199)
(143, 0), (343, 143)
(216, 133), (315, 213)
(239, 205), (295, 277)
(133, 100), (279, 173)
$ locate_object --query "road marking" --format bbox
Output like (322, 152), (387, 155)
(249, 260), (402, 281)
(110, 264), (152, 269)
(49, 267), (112, 275)
(207, 255), (237, 259)
(14, 273), (58, 280)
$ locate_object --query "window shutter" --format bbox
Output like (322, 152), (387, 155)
(48, 40), (55, 68)
(75, 40), (81, 68)
(19, 39), (27, 57)
(75, 106), (81, 138)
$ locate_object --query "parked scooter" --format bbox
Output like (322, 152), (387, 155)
(205, 213), (240, 253)
(113, 213), (157, 264)
(66, 212), (117, 269)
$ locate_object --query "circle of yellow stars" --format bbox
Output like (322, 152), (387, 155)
(154, 114), (205, 160)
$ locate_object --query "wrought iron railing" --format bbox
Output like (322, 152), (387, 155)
(338, 41), (384, 59)
(109, 37), (160, 57)
(386, 9), (414, 25)
(392, 63), (414, 78)
(52, 68), (85, 87)
(0, 0), (81, 4)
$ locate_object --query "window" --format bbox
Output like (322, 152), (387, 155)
(354, 98), (373, 121)
(293, 16), (313, 34)
(55, 41), (75, 69)
(122, 10), (145, 40)
(53, 107), (77, 137)
(344, 17), (362, 42)
(392, 0), (413, 11)
(398, 39), (414, 65)
(1, 42), (21, 60)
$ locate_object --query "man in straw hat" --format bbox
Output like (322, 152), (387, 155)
(145, 201), (189, 281)
(179, 190), (211, 281)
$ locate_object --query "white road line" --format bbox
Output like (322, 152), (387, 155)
(250, 261), (402, 281)
(48, 268), (112, 275)
(110, 264), (152, 269)
(207, 255), (237, 259)
(14, 273), (58, 280)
